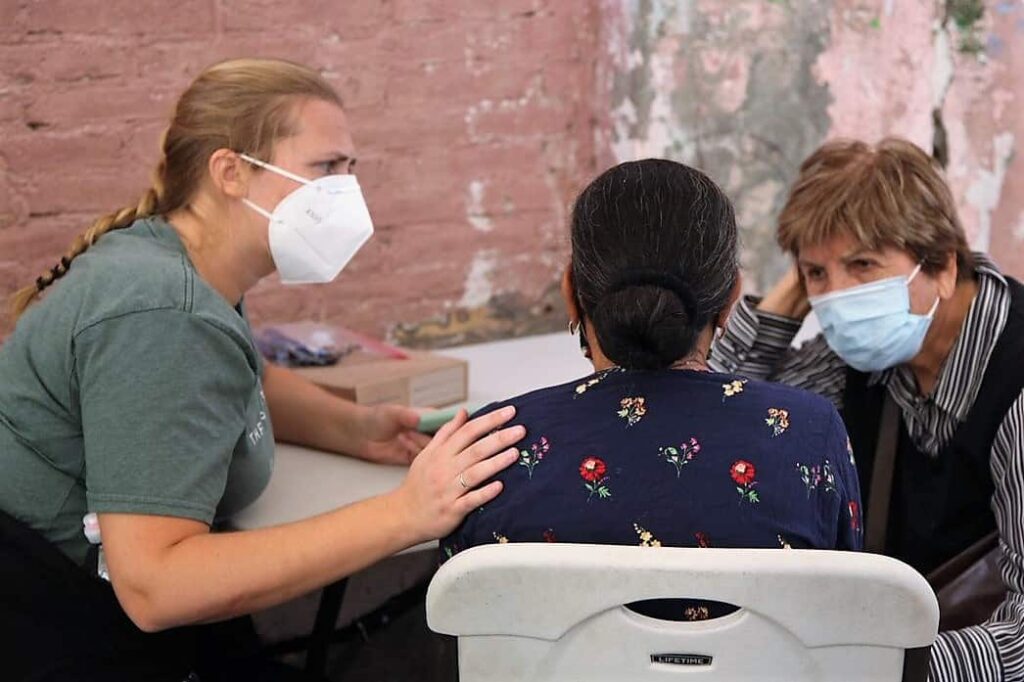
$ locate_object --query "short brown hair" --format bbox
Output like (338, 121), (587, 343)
(777, 137), (974, 279)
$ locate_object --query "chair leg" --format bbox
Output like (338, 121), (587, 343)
(305, 578), (349, 679)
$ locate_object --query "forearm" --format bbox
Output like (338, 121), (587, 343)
(262, 361), (362, 454)
(106, 492), (420, 632)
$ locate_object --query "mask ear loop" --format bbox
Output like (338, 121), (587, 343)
(239, 153), (313, 186)
(238, 153), (316, 220)
(907, 262), (941, 319)
(241, 198), (273, 220)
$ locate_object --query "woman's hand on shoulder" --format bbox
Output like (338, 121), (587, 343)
(392, 406), (523, 543)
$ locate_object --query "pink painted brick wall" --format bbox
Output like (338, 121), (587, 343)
(2, 0), (1022, 345)
(0, 0), (598, 342)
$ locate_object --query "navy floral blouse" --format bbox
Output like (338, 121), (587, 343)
(444, 368), (863, 562)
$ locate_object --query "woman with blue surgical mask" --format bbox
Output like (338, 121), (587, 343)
(0, 58), (522, 679)
(713, 138), (1024, 682)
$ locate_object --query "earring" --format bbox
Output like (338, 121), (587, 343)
(568, 320), (579, 335)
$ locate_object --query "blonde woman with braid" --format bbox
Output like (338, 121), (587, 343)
(0, 58), (522, 680)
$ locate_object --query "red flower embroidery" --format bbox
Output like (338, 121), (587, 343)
(543, 529), (557, 543)
(579, 457), (607, 482)
(579, 456), (611, 500)
(730, 460), (756, 486)
(849, 501), (861, 532)
(730, 460), (760, 504)
(695, 531), (710, 548)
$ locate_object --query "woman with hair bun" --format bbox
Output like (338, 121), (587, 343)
(444, 159), (861, 571)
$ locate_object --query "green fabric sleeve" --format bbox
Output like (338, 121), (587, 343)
(75, 309), (255, 523)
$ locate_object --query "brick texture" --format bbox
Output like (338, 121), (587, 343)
(0, 0), (597, 342)
(3, 0), (1021, 345)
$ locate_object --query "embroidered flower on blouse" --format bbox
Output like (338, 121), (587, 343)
(765, 407), (790, 437)
(658, 437), (702, 477)
(579, 456), (612, 500)
(730, 459), (760, 504)
(575, 377), (602, 397)
(579, 456), (607, 482)
(796, 460), (837, 497)
(573, 367), (622, 398)
(695, 531), (711, 548)
(518, 436), (550, 479)
(722, 379), (747, 400)
(617, 396), (647, 426)
(778, 535), (792, 549)
(849, 501), (861, 532)
(543, 529), (557, 543)
(493, 532), (509, 544)
(633, 523), (662, 547)
(730, 460), (756, 486)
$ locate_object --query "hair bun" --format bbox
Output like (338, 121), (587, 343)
(591, 282), (701, 370)
(605, 268), (698, 320)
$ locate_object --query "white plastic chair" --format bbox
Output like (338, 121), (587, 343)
(427, 544), (938, 682)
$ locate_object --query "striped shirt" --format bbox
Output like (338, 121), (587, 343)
(711, 253), (1024, 681)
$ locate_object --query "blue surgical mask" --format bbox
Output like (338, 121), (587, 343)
(809, 264), (940, 372)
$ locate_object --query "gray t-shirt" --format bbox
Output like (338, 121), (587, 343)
(0, 216), (274, 566)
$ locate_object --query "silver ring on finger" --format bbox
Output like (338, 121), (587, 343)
(458, 471), (470, 489)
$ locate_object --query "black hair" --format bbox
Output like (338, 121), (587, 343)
(571, 159), (739, 370)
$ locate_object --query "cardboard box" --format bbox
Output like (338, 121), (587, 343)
(294, 349), (468, 407)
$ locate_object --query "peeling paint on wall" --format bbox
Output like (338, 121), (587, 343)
(965, 131), (1014, 251)
(604, 0), (835, 292)
(458, 249), (498, 308)
(3, 0), (1022, 345)
(466, 180), (494, 232)
(392, 282), (566, 348)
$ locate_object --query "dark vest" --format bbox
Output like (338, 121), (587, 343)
(842, 277), (1024, 575)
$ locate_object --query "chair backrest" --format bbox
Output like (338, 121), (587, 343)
(426, 544), (938, 682)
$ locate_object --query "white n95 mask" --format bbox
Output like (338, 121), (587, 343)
(240, 153), (374, 285)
